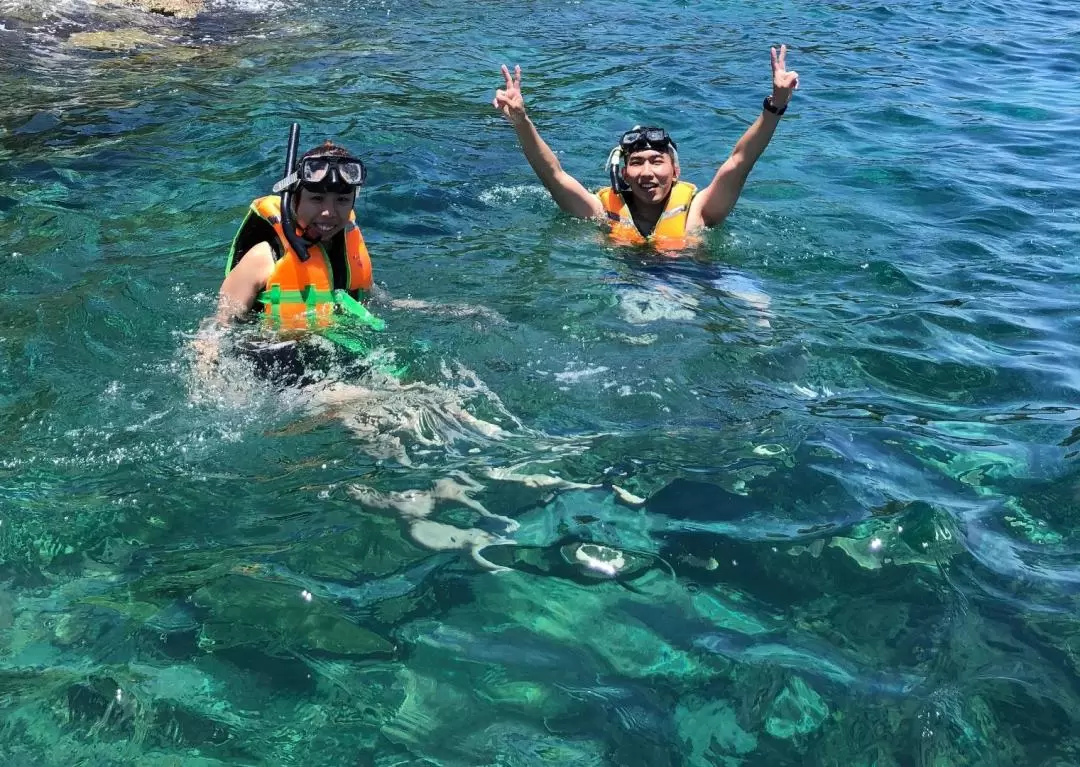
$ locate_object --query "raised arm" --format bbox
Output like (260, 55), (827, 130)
(687, 45), (800, 230)
(493, 65), (604, 220)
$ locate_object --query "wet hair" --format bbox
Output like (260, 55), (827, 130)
(300, 140), (355, 162)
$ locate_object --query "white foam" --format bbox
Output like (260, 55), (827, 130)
(553, 365), (609, 383)
(387, 297), (508, 325)
(618, 288), (697, 324)
(791, 384), (837, 400)
(203, 0), (289, 13)
(478, 184), (549, 206)
(612, 332), (658, 346)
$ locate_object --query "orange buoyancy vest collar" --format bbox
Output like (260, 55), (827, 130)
(596, 180), (699, 251)
(227, 195), (376, 332)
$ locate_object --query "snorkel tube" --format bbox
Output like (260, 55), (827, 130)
(607, 146), (630, 194)
(279, 123), (312, 263)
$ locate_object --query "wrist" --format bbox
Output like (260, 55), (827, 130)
(762, 94), (788, 116)
(769, 91), (790, 108)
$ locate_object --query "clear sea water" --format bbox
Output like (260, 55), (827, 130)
(2, 0), (1080, 764)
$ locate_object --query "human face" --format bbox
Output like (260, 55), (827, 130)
(622, 149), (677, 206)
(294, 187), (355, 241)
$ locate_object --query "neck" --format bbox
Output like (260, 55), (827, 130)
(626, 192), (669, 236)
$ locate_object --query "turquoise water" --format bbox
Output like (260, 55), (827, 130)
(3, 0), (1080, 762)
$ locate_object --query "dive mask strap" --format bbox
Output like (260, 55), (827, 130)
(272, 171), (300, 194)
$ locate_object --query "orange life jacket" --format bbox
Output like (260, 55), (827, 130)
(596, 180), (699, 251)
(226, 195), (375, 332)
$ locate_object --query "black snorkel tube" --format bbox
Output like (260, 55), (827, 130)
(279, 123), (312, 262)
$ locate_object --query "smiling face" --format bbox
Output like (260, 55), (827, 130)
(623, 148), (678, 207)
(294, 186), (356, 242)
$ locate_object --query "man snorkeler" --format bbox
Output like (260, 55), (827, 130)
(492, 45), (799, 251)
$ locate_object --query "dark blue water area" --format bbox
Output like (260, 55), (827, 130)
(1, 0), (1080, 764)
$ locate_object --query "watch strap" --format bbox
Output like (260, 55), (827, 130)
(763, 95), (788, 116)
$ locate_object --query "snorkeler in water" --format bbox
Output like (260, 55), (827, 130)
(194, 124), (384, 384)
(217, 125), (379, 331)
(492, 45), (800, 251)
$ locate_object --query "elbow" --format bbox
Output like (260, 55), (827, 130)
(725, 151), (751, 176)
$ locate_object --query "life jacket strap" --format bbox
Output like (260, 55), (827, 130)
(333, 289), (385, 331)
(259, 285), (337, 306)
(257, 284), (383, 326)
(659, 204), (688, 221)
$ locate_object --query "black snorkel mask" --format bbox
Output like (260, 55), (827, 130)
(272, 123), (367, 262)
(606, 125), (679, 194)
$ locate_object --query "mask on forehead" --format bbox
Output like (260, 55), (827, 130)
(606, 125), (679, 194)
(619, 126), (678, 154)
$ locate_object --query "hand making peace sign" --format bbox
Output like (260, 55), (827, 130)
(770, 44), (800, 108)
(493, 64), (527, 124)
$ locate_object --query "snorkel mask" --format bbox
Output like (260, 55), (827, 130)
(273, 124), (367, 261)
(606, 125), (679, 194)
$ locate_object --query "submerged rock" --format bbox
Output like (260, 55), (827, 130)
(675, 696), (758, 766)
(66, 28), (164, 51)
(136, 0), (202, 17)
(764, 676), (829, 740)
(191, 575), (394, 658)
(0, 589), (15, 631)
(280, 519), (424, 581)
(95, 0), (204, 18)
(464, 721), (608, 766)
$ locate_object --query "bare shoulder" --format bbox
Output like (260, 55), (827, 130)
(221, 240), (276, 298)
(216, 240), (277, 320)
(235, 241), (277, 280)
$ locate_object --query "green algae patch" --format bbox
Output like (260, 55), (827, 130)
(474, 679), (560, 719)
(1002, 498), (1064, 545)
(691, 588), (774, 636)
(280, 518), (423, 580)
(78, 594), (162, 625)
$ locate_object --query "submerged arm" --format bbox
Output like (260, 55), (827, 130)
(191, 242), (273, 371)
(494, 65), (603, 220)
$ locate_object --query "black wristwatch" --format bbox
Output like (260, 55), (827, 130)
(763, 95), (788, 116)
